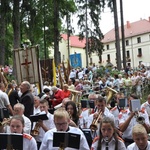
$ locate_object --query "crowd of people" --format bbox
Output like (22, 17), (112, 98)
(0, 63), (150, 149)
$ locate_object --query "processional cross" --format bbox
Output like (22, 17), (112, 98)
(21, 48), (31, 81)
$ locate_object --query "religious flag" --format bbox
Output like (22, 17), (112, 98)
(53, 59), (57, 86)
(13, 46), (41, 85)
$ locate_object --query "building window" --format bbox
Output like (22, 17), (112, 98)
(137, 48), (142, 57)
(126, 50), (130, 58)
(126, 51), (131, 62)
(106, 44), (109, 50)
(126, 40), (129, 46)
(107, 54), (110, 62)
(137, 37), (141, 43)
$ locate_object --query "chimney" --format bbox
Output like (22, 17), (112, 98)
(127, 21), (130, 28)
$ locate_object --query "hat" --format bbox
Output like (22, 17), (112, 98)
(38, 93), (48, 100)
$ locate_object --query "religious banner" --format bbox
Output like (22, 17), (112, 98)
(70, 53), (82, 68)
(40, 59), (53, 82)
(14, 46), (41, 85)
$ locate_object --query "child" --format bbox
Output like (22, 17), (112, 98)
(91, 117), (126, 150)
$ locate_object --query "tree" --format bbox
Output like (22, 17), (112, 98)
(0, 0), (76, 66)
(75, 0), (105, 64)
(0, 0), (10, 65)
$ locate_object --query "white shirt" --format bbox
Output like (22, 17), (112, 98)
(40, 126), (90, 150)
(87, 108), (115, 129)
(78, 71), (84, 79)
(110, 106), (120, 128)
(127, 141), (150, 150)
(23, 115), (32, 134)
(141, 101), (150, 116)
(119, 108), (150, 139)
(34, 112), (55, 142)
(91, 137), (126, 150)
(33, 106), (40, 115)
(69, 71), (76, 79)
(0, 90), (10, 108)
(79, 108), (91, 129)
(23, 133), (37, 150)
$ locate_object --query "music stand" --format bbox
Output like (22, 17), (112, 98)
(82, 129), (93, 147)
(119, 98), (127, 108)
(130, 99), (141, 112)
(0, 108), (9, 122)
(53, 132), (80, 149)
(89, 101), (95, 109)
(30, 112), (48, 122)
(0, 133), (23, 150)
(81, 100), (95, 109)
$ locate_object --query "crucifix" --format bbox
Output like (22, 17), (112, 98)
(42, 67), (49, 80)
(21, 48), (31, 81)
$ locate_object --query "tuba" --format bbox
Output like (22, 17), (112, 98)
(90, 109), (102, 132)
(106, 86), (118, 104)
(68, 89), (81, 103)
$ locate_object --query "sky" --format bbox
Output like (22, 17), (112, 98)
(100, 0), (150, 34)
(71, 0), (150, 35)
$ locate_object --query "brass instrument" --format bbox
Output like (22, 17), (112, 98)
(68, 111), (72, 120)
(106, 86), (118, 104)
(68, 89), (81, 103)
(135, 111), (145, 124)
(68, 89), (82, 116)
(58, 142), (65, 150)
(0, 118), (11, 127)
(90, 110), (102, 132)
(31, 122), (40, 136)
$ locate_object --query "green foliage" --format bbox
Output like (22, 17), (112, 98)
(96, 65), (122, 78)
(75, 0), (105, 58)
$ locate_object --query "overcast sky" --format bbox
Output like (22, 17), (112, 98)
(100, 0), (150, 34)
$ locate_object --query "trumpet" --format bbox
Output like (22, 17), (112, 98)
(90, 110), (102, 132)
(68, 111), (72, 120)
(31, 122), (40, 136)
(135, 111), (145, 124)
(0, 118), (11, 127)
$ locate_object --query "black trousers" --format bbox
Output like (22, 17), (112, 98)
(37, 141), (41, 150)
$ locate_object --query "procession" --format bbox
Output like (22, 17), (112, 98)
(0, 61), (150, 150)
(0, 0), (150, 150)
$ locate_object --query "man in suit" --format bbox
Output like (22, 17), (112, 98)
(20, 81), (34, 118)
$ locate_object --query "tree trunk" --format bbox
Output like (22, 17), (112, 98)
(0, 0), (6, 66)
(113, 0), (121, 70)
(12, 0), (21, 77)
(53, 0), (60, 66)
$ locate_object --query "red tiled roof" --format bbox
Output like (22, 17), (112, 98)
(102, 18), (150, 43)
(61, 34), (86, 48)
